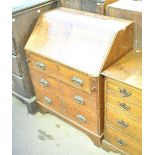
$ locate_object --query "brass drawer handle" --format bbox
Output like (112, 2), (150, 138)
(40, 79), (48, 87)
(119, 88), (132, 97)
(71, 76), (83, 87)
(119, 102), (131, 111)
(44, 96), (52, 104)
(117, 119), (128, 128)
(76, 115), (86, 123)
(116, 138), (126, 146)
(36, 62), (45, 70)
(74, 96), (85, 105)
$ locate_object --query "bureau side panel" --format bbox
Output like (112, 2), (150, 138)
(96, 75), (105, 135)
(102, 23), (134, 70)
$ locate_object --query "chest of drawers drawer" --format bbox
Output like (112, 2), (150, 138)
(106, 93), (142, 122)
(104, 125), (141, 155)
(105, 107), (142, 141)
(26, 52), (98, 96)
(35, 87), (98, 133)
(106, 78), (141, 105)
(35, 86), (65, 114)
(30, 69), (97, 114)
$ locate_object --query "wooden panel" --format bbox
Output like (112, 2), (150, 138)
(106, 93), (142, 122)
(106, 0), (142, 49)
(12, 74), (27, 97)
(27, 52), (98, 96)
(105, 78), (142, 105)
(97, 75), (105, 134)
(102, 23), (134, 70)
(81, 0), (97, 13)
(104, 125), (142, 155)
(61, 0), (97, 13)
(30, 69), (97, 114)
(105, 107), (142, 141)
(12, 55), (22, 76)
(36, 93), (98, 134)
(12, 38), (17, 55)
(61, 0), (81, 10)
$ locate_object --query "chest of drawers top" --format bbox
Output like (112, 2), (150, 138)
(25, 7), (133, 77)
(102, 50), (142, 90)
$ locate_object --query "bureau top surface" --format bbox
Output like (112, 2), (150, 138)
(102, 50), (142, 90)
(25, 7), (132, 77)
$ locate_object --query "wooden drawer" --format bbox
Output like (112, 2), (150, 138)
(35, 87), (98, 133)
(64, 100), (98, 134)
(106, 78), (141, 105)
(30, 69), (97, 114)
(27, 52), (98, 96)
(106, 93), (142, 122)
(105, 107), (142, 141)
(35, 86), (64, 114)
(104, 125), (142, 155)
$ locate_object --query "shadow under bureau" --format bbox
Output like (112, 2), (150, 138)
(24, 7), (133, 146)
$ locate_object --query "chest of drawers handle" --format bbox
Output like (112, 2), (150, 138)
(44, 96), (52, 104)
(40, 79), (48, 87)
(119, 88), (132, 97)
(116, 138), (126, 146)
(119, 102), (131, 111)
(76, 115), (86, 123)
(71, 76), (83, 87)
(36, 62), (46, 70)
(117, 119), (129, 128)
(74, 96), (85, 105)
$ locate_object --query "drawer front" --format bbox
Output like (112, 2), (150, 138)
(104, 125), (142, 155)
(30, 69), (97, 114)
(12, 74), (27, 97)
(64, 101), (98, 133)
(36, 88), (98, 133)
(27, 52), (98, 96)
(105, 107), (142, 141)
(35, 87), (65, 114)
(106, 93), (142, 122)
(106, 78), (141, 105)
(12, 55), (22, 76)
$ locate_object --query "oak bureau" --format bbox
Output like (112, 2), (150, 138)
(25, 7), (133, 146)
(102, 50), (142, 154)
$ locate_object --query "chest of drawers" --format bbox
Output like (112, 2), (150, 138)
(25, 7), (133, 146)
(12, 0), (57, 114)
(102, 50), (142, 154)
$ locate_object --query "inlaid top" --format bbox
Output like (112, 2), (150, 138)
(25, 7), (132, 77)
(102, 50), (142, 90)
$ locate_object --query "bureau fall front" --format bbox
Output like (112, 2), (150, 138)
(25, 7), (134, 147)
